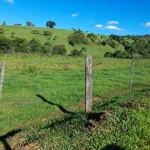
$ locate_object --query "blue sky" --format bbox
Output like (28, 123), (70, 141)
(0, 0), (150, 35)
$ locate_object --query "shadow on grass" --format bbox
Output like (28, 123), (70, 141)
(101, 144), (125, 150)
(36, 94), (113, 129)
(0, 129), (22, 150)
(36, 94), (75, 114)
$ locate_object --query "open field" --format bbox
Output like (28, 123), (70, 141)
(0, 54), (150, 149)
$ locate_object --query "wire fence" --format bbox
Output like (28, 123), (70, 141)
(1, 57), (150, 107)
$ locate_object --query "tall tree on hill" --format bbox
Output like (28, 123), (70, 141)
(46, 21), (56, 28)
(26, 21), (32, 26)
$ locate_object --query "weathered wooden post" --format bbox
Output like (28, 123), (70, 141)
(129, 54), (139, 93)
(0, 62), (6, 100)
(85, 55), (92, 113)
(129, 58), (135, 93)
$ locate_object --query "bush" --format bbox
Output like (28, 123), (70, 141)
(31, 30), (39, 34)
(68, 29), (88, 46)
(70, 47), (86, 57)
(51, 44), (66, 55)
(87, 33), (97, 41)
(43, 30), (52, 36)
(104, 50), (130, 58)
(0, 28), (4, 34)
(70, 49), (82, 56)
(104, 52), (114, 57)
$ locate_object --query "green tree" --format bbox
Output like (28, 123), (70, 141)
(26, 21), (33, 26)
(46, 21), (56, 28)
(68, 29), (88, 46)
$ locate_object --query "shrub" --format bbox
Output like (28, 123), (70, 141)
(87, 33), (97, 41)
(51, 44), (66, 55)
(70, 49), (81, 56)
(104, 52), (114, 57)
(0, 28), (4, 34)
(68, 29), (88, 46)
(31, 30), (39, 34)
(70, 47), (86, 57)
(43, 30), (52, 36)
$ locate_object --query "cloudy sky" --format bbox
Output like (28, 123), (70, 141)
(0, 0), (150, 35)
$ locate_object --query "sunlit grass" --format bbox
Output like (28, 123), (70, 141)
(0, 54), (150, 149)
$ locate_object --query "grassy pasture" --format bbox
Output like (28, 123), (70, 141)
(0, 54), (150, 149)
(0, 25), (118, 56)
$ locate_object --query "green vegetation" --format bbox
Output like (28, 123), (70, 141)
(104, 34), (150, 58)
(0, 25), (150, 149)
(68, 29), (88, 46)
(0, 54), (150, 149)
(46, 21), (56, 28)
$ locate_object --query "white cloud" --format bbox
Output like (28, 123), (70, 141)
(71, 14), (78, 17)
(95, 24), (103, 28)
(108, 21), (119, 25)
(145, 22), (150, 27)
(105, 25), (122, 30)
(4, 0), (14, 3)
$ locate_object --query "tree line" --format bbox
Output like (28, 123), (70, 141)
(103, 34), (150, 58)
(1, 20), (56, 28)
(0, 25), (150, 58)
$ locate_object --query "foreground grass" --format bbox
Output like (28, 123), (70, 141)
(25, 87), (149, 150)
(1, 86), (150, 150)
(0, 54), (150, 149)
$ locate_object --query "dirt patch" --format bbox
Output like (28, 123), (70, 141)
(85, 111), (112, 128)
(13, 142), (42, 150)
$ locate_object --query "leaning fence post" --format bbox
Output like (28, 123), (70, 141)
(85, 55), (92, 113)
(0, 61), (6, 100)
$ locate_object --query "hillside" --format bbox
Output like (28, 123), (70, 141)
(0, 25), (124, 56)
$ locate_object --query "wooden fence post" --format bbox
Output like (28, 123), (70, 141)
(0, 62), (6, 100)
(85, 55), (92, 113)
(129, 58), (135, 93)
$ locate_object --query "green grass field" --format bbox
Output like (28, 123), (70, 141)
(0, 26), (150, 149)
(0, 53), (150, 149)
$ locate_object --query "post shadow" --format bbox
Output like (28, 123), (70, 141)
(36, 94), (75, 114)
(0, 129), (22, 150)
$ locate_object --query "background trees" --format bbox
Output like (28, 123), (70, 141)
(26, 21), (35, 26)
(46, 21), (56, 28)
